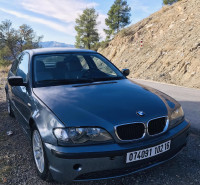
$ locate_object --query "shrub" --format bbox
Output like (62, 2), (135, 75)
(163, 0), (181, 5)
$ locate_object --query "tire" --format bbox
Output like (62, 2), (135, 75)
(6, 94), (14, 117)
(31, 128), (53, 182)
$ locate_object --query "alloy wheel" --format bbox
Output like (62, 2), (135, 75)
(32, 130), (45, 173)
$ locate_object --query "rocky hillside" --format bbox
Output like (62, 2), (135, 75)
(99, 0), (200, 88)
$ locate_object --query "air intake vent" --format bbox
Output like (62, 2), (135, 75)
(148, 117), (167, 136)
(116, 123), (145, 140)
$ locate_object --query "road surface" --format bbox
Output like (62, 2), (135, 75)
(133, 79), (200, 131)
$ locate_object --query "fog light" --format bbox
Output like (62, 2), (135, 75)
(73, 164), (82, 171)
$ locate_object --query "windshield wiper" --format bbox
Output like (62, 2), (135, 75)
(36, 79), (94, 85)
(36, 76), (124, 86)
(91, 76), (124, 82)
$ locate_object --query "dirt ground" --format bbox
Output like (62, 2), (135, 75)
(0, 78), (200, 185)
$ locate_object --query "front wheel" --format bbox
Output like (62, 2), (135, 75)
(32, 129), (52, 182)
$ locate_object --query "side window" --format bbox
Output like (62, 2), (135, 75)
(16, 53), (30, 82)
(77, 55), (89, 70)
(92, 56), (116, 76)
(10, 59), (19, 75)
(10, 54), (22, 75)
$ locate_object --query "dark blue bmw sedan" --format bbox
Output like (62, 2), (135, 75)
(5, 48), (190, 183)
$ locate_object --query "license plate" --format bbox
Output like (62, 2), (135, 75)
(126, 140), (171, 163)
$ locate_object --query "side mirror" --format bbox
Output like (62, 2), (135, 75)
(122, 69), (130, 77)
(8, 76), (26, 86)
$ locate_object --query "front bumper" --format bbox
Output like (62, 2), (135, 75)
(44, 120), (190, 183)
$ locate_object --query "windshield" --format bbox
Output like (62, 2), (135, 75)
(33, 53), (125, 87)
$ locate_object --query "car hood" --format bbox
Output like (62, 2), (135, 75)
(33, 79), (179, 127)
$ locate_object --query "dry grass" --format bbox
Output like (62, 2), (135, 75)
(0, 66), (10, 78)
(119, 28), (132, 37)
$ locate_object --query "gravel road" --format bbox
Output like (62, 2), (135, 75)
(0, 79), (200, 185)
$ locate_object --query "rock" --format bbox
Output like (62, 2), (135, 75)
(6, 131), (13, 136)
(99, 0), (200, 89)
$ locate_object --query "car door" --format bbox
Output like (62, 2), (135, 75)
(11, 52), (32, 133)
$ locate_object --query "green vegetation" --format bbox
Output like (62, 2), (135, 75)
(75, 8), (100, 50)
(104, 0), (131, 40)
(163, 0), (181, 5)
(119, 27), (131, 37)
(0, 20), (43, 66)
(74, 1), (131, 50)
(94, 40), (110, 50)
(1, 2), (132, 60)
(99, 41), (110, 49)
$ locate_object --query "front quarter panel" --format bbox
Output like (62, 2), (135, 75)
(31, 93), (65, 145)
(130, 80), (181, 116)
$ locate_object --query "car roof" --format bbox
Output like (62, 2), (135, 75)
(25, 47), (97, 56)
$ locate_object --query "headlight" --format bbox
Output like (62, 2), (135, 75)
(53, 127), (112, 145)
(169, 106), (184, 127)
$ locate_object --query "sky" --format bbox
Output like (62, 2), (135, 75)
(0, 0), (163, 45)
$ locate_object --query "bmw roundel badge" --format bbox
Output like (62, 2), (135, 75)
(136, 111), (145, 117)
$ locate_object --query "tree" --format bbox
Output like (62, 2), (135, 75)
(18, 24), (43, 52)
(0, 46), (13, 66)
(163, 0), (181, 5)
(104, 0), (131, 40)
(0, 20), (19, 59)
(75, 8), (100, 50)
(0, 20), (43, 65)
